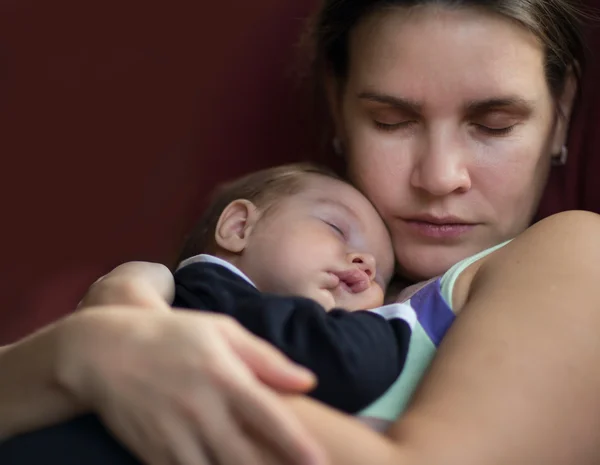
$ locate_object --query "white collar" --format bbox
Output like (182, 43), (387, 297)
(176, 254), (256, 288)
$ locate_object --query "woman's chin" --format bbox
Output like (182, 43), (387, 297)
(394, 243), (477, 281)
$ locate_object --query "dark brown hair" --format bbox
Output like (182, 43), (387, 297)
(304, 0), (587, 113)
(178, 163), (342, 262)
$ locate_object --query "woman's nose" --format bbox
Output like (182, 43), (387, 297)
(410, 130), (472, 197)
(347, 252), (376, 280)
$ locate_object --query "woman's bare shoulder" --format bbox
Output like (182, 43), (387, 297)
(452, 210), (600, 312)
(480, 210), (600, 274)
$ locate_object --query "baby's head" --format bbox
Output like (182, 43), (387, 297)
(180, 163), (394, 311)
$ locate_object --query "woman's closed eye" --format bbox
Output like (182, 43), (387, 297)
(374, 120), (416, 132)
(470, 111), (522, 137)
(369, 106), (418, 132)
(376, 120), (517, 136)
(472, 123), (517, 136)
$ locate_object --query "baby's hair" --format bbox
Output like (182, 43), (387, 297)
(178, 162), (343, 262)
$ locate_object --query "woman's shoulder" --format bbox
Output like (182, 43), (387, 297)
(441, 240), (512, 312)
(388, 210), (600, 313)
(522, 210), (600, 246)
(389, 241), (511, 312)
(474, 211), (600, 277)
(453, 210), (600, 312)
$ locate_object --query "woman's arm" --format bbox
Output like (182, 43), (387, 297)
(265, 211), (600, 465)
(0, 263), (326, 465)
(391, 211), (600, 465)
(0, 320), (85, 439)
(0, 262), (176, 439)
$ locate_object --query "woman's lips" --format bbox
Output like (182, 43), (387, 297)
(402, 218), (476, 239)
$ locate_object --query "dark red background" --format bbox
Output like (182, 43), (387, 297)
(1, 0), (598, 343)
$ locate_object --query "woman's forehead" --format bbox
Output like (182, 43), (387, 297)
(346, 5), (548, 108)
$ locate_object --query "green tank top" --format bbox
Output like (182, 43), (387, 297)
(357, 241), (510, 431)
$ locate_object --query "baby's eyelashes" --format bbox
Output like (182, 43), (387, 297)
(324, 220), (346, 238)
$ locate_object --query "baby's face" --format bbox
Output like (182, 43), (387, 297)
(239, 175), (394, 311)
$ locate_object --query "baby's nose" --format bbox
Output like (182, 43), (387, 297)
(348, 252), (376, 281)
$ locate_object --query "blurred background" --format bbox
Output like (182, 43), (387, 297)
(1, 0), (598, 343)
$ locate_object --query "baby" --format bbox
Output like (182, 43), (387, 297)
(172, 163), (416, 414)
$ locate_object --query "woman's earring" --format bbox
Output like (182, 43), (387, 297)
(332, 137), (343, 156)
(552, 145), (568, 166)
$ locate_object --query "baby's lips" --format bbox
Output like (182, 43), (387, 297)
(334, 268), (370, 293)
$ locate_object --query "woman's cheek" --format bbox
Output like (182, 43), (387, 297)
(347, 160), (405, 224)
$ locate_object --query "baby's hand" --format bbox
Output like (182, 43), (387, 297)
(77, 261), (174, 312)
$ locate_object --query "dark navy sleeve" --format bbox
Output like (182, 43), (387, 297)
(174, 263), (412, 413)
(0, 415), (140, 465)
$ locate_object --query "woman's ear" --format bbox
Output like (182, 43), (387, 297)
(214, 199), (260, 253)
(551, 67), (578, 155)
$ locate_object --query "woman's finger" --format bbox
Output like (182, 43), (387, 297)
(99, 406), (173, 465)
(189, 386), (265, 465)
(164, 417), (212, 465)
(184, 323), (326, 465)
(220, 317), (316, 392)
(229, 373), (328, 465)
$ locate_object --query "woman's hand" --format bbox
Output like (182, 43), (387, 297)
(56, 306), (327, 465)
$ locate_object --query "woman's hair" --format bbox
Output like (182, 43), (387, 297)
(304, 0), (587, 107)
(178, 163), (342, 262)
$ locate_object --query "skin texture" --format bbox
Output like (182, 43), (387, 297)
(215, 174), (395, 311)
(332, 6), (575, 280)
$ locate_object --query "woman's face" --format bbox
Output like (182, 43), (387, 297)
(333, 6), (574, 280)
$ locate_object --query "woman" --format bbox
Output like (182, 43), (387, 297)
(2, 1), (599, 464)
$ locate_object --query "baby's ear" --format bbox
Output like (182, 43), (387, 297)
(214, 199), (260, 253)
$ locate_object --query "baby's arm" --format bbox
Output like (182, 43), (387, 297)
(245, 304), (411, 413)
(78, 262), (175, 311)
(175, 264), (411, 413)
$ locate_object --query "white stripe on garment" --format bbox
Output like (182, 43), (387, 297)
(367, 303), (417, 329)
(176, 254), (257, 288)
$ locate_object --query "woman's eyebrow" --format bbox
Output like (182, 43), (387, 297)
(464, 97), (536, 116)
(357, 91), (423, 116)
(358, 92), (536, 117)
